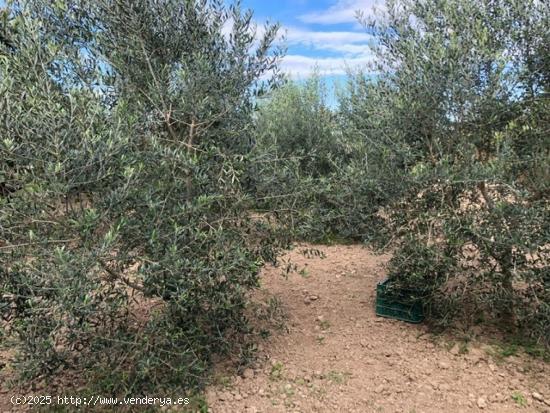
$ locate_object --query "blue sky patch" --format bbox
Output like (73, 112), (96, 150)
(242, 0), (381, 79)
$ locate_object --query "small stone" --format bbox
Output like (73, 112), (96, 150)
(438, 361), (450, 369)
(218, 391), (232, 401)
(449, 343), (460, 355)
(309, 295), (319, 301)
(439, 383), (451, 392)
(316, 315), (324, 322)
(375, 384), (385, 394)
(243, 368), (255, 379)
(304, 297), (311, 305)
(234, 393), (243, 401)
(477, 396), (488, 409)
(533, 392), (544, 402)
(467, 347), (486, 364)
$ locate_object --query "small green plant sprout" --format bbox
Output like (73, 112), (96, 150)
(316, 315), (330, 331)
(270, 361), (284, 380)
(511, 391), (527, 407)
(326, 370), (351, 385)
(498, 344), (519, 358)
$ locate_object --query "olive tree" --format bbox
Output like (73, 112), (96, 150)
(1, 0), (284, 394)
(348, 0), (549, 343)
(249, 74), (389, 243)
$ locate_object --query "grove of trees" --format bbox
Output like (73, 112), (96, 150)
(1, 0), (548, 400)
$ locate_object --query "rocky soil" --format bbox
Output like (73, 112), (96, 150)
(1, 243), (548, 412)
(205, 244), (550, 413)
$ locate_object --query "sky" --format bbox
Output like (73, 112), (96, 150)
(1, 0), (381, 78)
(0, 0), (382, 99)
(239, 0), (383, 104)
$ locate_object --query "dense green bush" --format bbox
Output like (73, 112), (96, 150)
(347, 0), (549, 343)
(250, 76), (389, 242)
(1, 0), (285, 394)
(254, 75), (341, 177)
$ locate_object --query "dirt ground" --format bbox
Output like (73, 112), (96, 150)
(1, 243), (548, 413)
(205, 244), (550, 413)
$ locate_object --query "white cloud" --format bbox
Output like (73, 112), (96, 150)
(299, 0), (383, 25)
(222, 2), (384, 78)
(286, 27), (373, 53)
(285, 28), (372, 45)
(284, 27), (374, 56)
(277, 26), (376, 76)
(280, 53), (374, 77)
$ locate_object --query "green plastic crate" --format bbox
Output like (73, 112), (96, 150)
(375, 278), (424, 323)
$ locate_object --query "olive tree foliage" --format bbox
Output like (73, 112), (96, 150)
(249, 75), (388, 242)
(254, 75), (339, 177)
(346, 0), (549, 343)
(0, 0), (285, 393)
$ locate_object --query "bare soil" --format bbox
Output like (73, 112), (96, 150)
(205, 244), (550, 413)
(1, 243), (548, 412)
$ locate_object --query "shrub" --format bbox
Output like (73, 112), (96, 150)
(0, 0), (285, 394)
(347, 0), (549, 344)
(250, 75), (388, 243)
